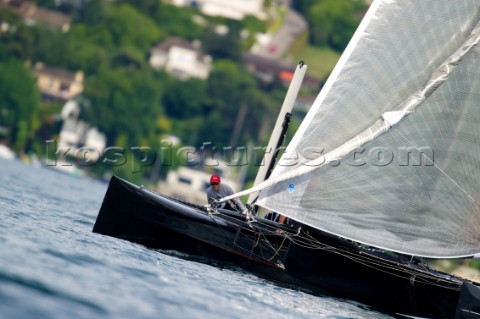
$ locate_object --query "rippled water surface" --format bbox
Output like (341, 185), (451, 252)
(0, 158), (392, 318)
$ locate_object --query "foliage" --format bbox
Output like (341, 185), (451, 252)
(203, 60), (256, 143)
(101, 3), (163, 53)
(82, 67), (163, 146)
(240, 15), (268, 49)
(241, 15), (267, 34)
(0, 9), (33, 60)
(151, 4), (204, 41)
(64, 34), (109, 74)
(163, 78), (207, 119)
(76, 0), (106, 24)
(201, 60), (281, 146)
(304, 0), (367, 51)
(202, 22), (243, 62)
(292, 0), (319, 15)
(0, 59), (40, 151)
(29, 26), (108, 74)
(123, 0), (162, 16)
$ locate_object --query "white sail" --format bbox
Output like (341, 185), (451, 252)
(223, 0), (480, 258)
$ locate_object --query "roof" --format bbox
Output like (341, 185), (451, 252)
(242, 53), (322, 89)
(34, 63), (81, 83)
(28, 6), (71, 28)
(278, 70), (294, 82)
(242, 52), (291, 72)
(1, 0), (71, 28)
(151, 37), (207, 60)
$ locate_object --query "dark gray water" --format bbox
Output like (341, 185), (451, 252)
(0, 158), (392, 319)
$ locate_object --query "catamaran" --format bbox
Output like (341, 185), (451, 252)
(93, 0), (480, 317)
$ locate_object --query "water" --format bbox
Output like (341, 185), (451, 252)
(0, 158), (392, 319)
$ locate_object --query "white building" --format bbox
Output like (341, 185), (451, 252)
(58, 101), (106, 162)
(149, 37), (212, 80)
(169, 0), (266, 21)
(33, 63), (84, 102)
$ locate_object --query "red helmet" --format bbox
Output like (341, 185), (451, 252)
(210, 175), (221, 184)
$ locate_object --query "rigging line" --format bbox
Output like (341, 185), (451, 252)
(395, 129), (477, 204)
(283, 231), (336, 249)
(344, 256), (460, 288)
(241, 218), (306, 260)
(338, 252), (460, 290)
(265, 233), (289, 262)
(243, 221), (287, 261)
(253, 230), (286, 262)
(329, 249), (459, 288)
(204, 208), (263, 254)
(223, 216), (459, 287)
(251, 222), (328, 251)
(228, 224), (281, 262)
(297, 231), (463, 286)
(286, 237), (427, 284)
(270, 227), (461, 288)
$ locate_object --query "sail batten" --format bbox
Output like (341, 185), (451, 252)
(222, 0), (480, 258)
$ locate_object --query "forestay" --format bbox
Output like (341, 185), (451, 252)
(223, 0), (480, 258)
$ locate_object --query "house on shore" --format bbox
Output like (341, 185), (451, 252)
(57, 100), (106, 165)
(0, 0), (72, 32)
(149, 37), (212, 80)
(33, 63), (84, 103)
(168, 0), (266, 21)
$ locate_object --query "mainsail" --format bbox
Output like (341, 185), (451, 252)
(223, 0), (480, 258)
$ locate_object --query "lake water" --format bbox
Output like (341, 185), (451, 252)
(0, 158), (392, 319)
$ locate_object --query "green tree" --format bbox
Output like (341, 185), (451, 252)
(241, 15), (267, 49)
(200, 60), (259, 145)
(76, 0), (106, 24)
(307, 0), (366, 51)
(30, 26), (71, 67)
(64, 35), (109, 74)
(123, 0), (162, 17)
(0, 8), (33, 60)
(293, 0), (319, 15)
(82, 67), (163, 147)
(102, 3), (163, 53)
(110, 47), (145, 70)
(202, 22), (243, 62)
(73, 3), (164, 55)
(155, 4), (203, 40)
(163, 78), (207, 119)
(0, 59), (40, 151)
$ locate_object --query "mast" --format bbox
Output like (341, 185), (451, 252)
(247, 61), (307, 206)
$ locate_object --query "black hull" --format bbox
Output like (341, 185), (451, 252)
(93, 176), (472, 318)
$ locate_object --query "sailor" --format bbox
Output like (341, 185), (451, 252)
(207, 174), (245, 212)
